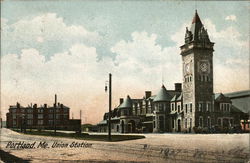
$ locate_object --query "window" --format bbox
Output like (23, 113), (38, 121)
(27, 120), (33, 125)
(185, 119), (187, 128)
(49, 120), (53, 125)
(38, 109), (43, 113)
(49, 114), (53, 119)
(13, 120), (16, 125)
(199, 116), (203, 127)
(229, 119), (233, 126)
(190, 118), (192, 128)
(64, 114), (68, 119)
(218, 119), (222, 126)
(124, 110), (127, 116)
(227, 104), (230, 111)
(49, 109), (54, 113)
(190, 76), (192, 82)
(12, 114), (16, 119)
(190, 103), (192, 112)
(27, 114), (33, 119)
(206, 76), (209, 82)
(38, 114), (43, 119)
(178, 105), (180, 112)
(159, 103), (164, 112)
(56, 114), (60, 119)
(27, 109), (33, 113)
(12, 109), (16, 113)
(38, 120), (43, 125)
(185, 104), (188, 113)
(206, 102), (211, 112)
(207, 117), (211, 128)
(198, 102), (202, 112)
(202, 75), (205, 82)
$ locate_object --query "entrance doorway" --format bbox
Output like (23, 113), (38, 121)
(128, 120), (135, 133)
(121, 121), (124, 133)
(178, 119), (181, 132)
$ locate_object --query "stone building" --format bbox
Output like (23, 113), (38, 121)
(98, 11), (248, 133)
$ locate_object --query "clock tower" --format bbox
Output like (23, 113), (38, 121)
(180, 11), (214, 131)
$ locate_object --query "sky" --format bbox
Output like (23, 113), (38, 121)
(1, 0), (249, 124)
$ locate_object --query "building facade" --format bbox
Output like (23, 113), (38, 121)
(6, 95), (81, 131)
(98, 11), (248, 133)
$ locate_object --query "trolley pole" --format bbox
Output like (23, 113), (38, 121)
(108, 73), (112, 141)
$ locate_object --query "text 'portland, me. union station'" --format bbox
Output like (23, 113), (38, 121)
(98, 11), (250, 133)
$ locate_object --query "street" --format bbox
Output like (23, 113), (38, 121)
(0, 128), (249, 162)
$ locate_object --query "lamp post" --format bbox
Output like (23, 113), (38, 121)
(105, 73), (112, 141)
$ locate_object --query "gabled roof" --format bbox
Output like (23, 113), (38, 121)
(171, 95), (177, 102)
(176, 93), (183, 101)
(170, 92), (182, 102)
(214, 93), (231, 102)
(118, 95), (132, 109)
(153, 85), (172, 102)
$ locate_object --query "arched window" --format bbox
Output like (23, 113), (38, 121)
(207, 116), (211, 128)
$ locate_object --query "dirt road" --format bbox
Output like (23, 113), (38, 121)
(0, 128), (249, 162)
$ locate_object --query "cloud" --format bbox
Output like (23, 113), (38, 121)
(1, 13), (101, 57)
(202, 19), (249, 92)
(111, 31), (182, 90)
(225, 15), (237, 21)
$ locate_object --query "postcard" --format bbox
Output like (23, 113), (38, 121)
(0, 0), (249, 162)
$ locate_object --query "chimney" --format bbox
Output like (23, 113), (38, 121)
(55, 94), (57, 106)
(119, 98), (124, 104)
(145, 91), (152, 99)
(17, 102), (20, 109)
(33, 104), (37, 108)
(44, 104), (47, 108)
(60, 104), (63, 108)
(175, 83), (182, 92)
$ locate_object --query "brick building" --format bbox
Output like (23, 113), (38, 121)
(6, 95), (81, 131)
(98, 11), (248, 133)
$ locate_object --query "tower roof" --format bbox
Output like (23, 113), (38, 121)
(190, 10), (203, 42)
(118, 95), (132, 109)
(153, 85), (172, 102)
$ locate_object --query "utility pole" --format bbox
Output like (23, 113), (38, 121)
(54, 94), (57, 135)
(80, 109), (82, 133)
(80, 110), (82, 123)
(108, 73), (112, 141)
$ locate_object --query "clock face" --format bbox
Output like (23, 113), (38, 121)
(200, 62), (208, 72)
